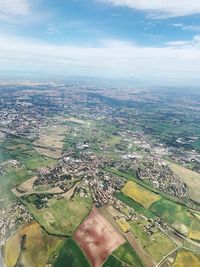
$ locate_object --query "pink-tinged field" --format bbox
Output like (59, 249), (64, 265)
(73, 207), (125, 267)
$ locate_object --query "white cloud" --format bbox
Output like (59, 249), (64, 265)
(167, 35), (200, 47)
(47, 26), (59, 35)
(100, 0), (200, 18)
(0, 0), (30, 21)
(0, 35), (200, 86)
(172, 23), (200, 32)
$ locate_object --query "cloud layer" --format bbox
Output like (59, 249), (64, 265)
(0, 0), (30, 21)
(101, 0), (200, 18)
(0, 35), (200, 86)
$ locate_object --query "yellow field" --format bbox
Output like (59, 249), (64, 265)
(122, 181), (161, 208)
(188, 230), (200, 240)
(167, 161), (200, 203)
(117, 218), (130, 233)
(4, 221), (64, 267)
(172, 249), (200, 267)
(188, 220), (200, 241)
(4, 232), (21, 267)
(108, 136), (122, 145)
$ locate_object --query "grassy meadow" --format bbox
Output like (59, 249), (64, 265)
(25, 196), (92, 236)
(53, 239), (90, 267)
(113, 243), (144, 267)
(103, 255), (122, 267)
(129, 221), (176, 262)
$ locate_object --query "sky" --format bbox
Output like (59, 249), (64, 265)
(0, 0), (200, 86)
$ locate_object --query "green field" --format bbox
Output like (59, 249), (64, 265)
(103, 255), (122, 267)
(25, 196), (92, 236)
(150, 198), (192, 225)
(115, 191), (155, 219)
(129, 221), (176, 262)
(107, 168), (138, 182)
(22, 152), (55, 169)
(0, 169), (30, 206)
(113, 243), (144, 267)
(0, 137), (55, 169)
(53, 239), (90, 267)
(116, 185), (199, 239)
(115, 165), (200, 238)
(0, 138), (55, 207)
(150, 197), (198, 235)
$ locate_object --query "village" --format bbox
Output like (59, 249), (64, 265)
(116, 153), (187, 198)
(0, 200), (32, 247)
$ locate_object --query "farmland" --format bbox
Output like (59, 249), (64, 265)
(150, 198), (190, 225)
(0, 168), (30, 206)
(34, 124), (68, 159)
(0, 138), (55, 169)
(171, 249), (200, 267)
(3, 221), (64, 267)
(149, 197), (195, 234)
(53, 239), (90, 267)
(25, 196), (92, 236)
(118, 180), (200, 241)
(113, 242), (144, 267)
(103, 255), (122, 267)
(115, 191), (155, 218)
(0, 140), (55, 206)
(129, 221), (177, 262)
(122, 181), (161, 209)
(74, 207), (125, 267)
(188, 220), (200, 240)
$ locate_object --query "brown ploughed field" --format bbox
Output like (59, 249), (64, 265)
(73, 207), (125, 267)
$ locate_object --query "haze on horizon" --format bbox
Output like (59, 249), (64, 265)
(0, 0), (200, 87)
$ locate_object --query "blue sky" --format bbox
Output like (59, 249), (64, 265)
(0, 0), (200, 86)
